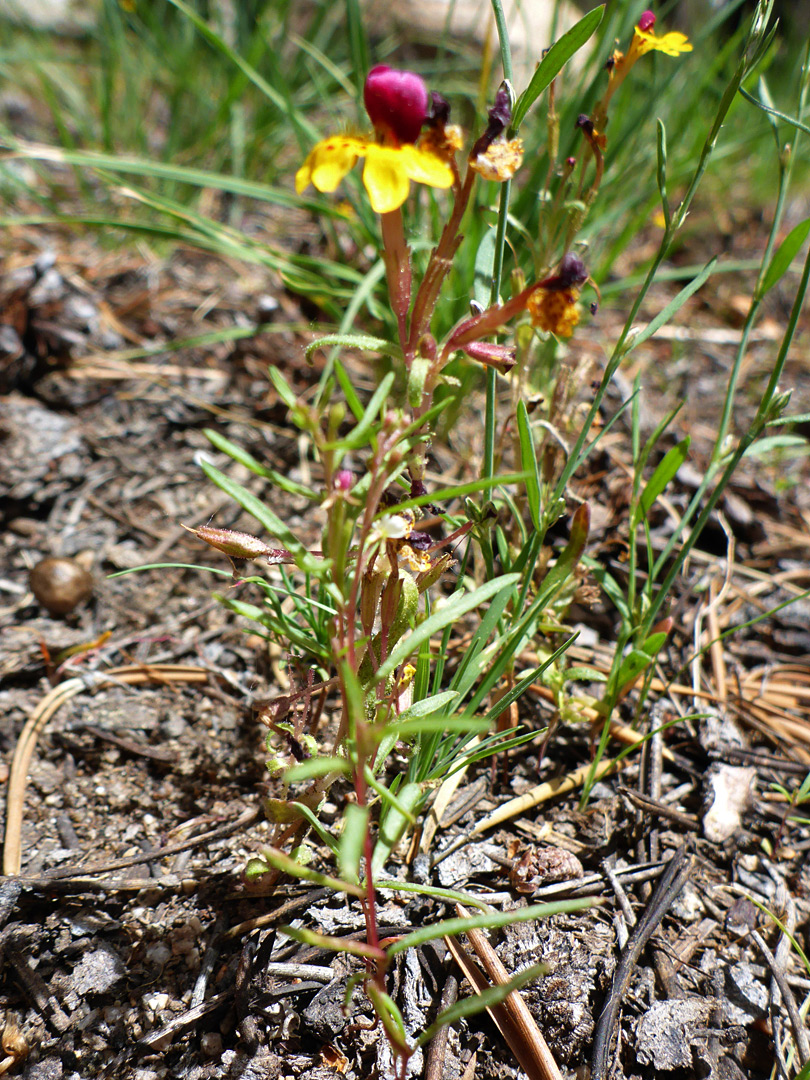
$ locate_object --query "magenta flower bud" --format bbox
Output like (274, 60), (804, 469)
(334, 469), (354, 492)
(364, 65), (429, 145)
(638, 10), (656, 32)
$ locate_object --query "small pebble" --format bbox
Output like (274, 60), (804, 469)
(29, 556), (93, 615)
(200, 1032), (223, 1057)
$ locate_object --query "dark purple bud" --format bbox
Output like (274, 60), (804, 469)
(576, 114), (594, 135)
(605, 55), (616, 72)
(409, 476), (441, 516)
(539, 252), (589, 292)
(408, 531), (432, 551)
(364, 65), (429, 144)
(638, 10), (656, 32)
(559, 252), (589, 287)
(590, 301), (599, 316)
(428, 92), (451, 126)
(488, 83), (513, 130)
(566, 156), (577, 168)
(471, 82), (512, 157)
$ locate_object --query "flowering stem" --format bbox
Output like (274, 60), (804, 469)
(380, 209), (412, 351)
(483, 176), (512, 478)
(407, 167), (475, 357)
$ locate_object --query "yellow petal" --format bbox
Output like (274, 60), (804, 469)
(655, 31), (692, 56)
(296, 136), (367, 195)
(634, 26), (692, 57)
(399, 144), (455, 189)
(362, 146), (411, 213)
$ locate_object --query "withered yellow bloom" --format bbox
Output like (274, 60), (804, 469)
(469, 137), (524, 182)
(527, 288), (581, 339)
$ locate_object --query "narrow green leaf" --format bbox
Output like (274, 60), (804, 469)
(448, 584), (516, 698)
(474, 228), (497, 309)
(393, 717), (490, 739)
(267, 365), (299, 410)
(284, 756), (350, 783)
(374, 574), (520, 684)
(656, 119), (671, 231)
(399, 691), (459, 720)
(338, 803), (369, 885)
(334, 359), (365, 421)
(345, 0), (371, 87)
(739, 87), (810, 138)
(628, 260), (717, 352)
(204, 428), (318, 499)
(378, 472), (529, 517)
(766, 411), (810, 426)
(744, 433), (809, 458)
(512, 6), (604, 129)
(583, 559), (630, 619)
(616, 648), (655, 690)
(259, 846), (364, 898)
(0, 137), (322, 211)
(280, 924), (384, 959)
(364, 769), (419, 825)
(795, 770), (810, 804)
(375, 880), (492, 912)
(108, 563), (231, 578)
(372, 781), (422, 876)
(516, 401), (541, 529)
(636, 437), (690, 522)
(416, 963), (549, 1048)
(533, 504), (589, 611)
(760, 216), (810, 295)
(305, 333), (401, 361)
(616, 631), (669, 689)
(565, 666), (607, 683)
(386, 898), (592, 956)
(290, 801), (340, 857)
(366, 985), (408, 1050)
(482, 664), (545, 723)
(326, 371), (395, 450)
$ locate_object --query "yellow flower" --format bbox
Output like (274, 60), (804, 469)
(633, 25), (692, 58)
(527, 288), (581, 339)
(593, 14), (691, 128)
(295, 134), (454, 215)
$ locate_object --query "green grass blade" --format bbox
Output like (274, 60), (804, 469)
(512, 6), (605, 130)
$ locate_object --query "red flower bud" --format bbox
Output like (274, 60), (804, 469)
(364, 65), (428, 145)
(638, 10), (656, 32)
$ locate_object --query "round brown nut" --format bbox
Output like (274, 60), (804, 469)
(29, 557), (94, 615)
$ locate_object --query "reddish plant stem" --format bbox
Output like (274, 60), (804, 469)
(353, 763), (384, 986)
(380, 210), (411, 352)
(406, 167), (476, 358)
